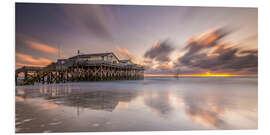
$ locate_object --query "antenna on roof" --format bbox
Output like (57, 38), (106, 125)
(58, 44), (60, 59)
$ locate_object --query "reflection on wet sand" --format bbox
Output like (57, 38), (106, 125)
(42, 102), (59, 110)
(15, 96), (25, 102)
(140, 78), (257, 129)
(15, 84), (140, 133)
(15, 78), (258, 132)
(17, 84), (138, 112)
(142, 89), (227, 128)
(143, 91), (173, 117)
(180, 80), (258, 129)
(184, 101), (226, 128)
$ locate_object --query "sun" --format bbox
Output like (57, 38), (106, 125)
(144, 72), (245, 77)
(180, 72), (241, 77)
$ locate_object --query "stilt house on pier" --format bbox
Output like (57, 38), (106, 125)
(16, 52), (144, 85)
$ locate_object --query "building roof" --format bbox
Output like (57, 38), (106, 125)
(119, 60), (129, 62)
(68, 52), (122, 62)
(119, 60), (132, 63)
(69, 52), (113, 59)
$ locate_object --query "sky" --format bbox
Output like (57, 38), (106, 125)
(15, 3), (258, 75)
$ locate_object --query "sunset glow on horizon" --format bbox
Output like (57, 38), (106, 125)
(144, 72), (257, 77)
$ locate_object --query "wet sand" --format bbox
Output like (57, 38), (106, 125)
(15, 77), (258, 133)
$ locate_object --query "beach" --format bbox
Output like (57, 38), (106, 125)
(15, 77), (258, 133)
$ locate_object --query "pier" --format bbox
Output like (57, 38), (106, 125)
(15, 52), (144, 85)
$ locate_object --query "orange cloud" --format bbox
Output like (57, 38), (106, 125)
(16, 53), (52, 68)
(16, 63), (43, 69)
(26, 40), (58, 54)
(116, 46), (136, 62)
(186, 29), (219, 47)
(203, 33), (219, 45)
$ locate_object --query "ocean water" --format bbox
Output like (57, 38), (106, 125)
(15, 77), (258, 133)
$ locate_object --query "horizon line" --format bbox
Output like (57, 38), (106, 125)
(144, 72), (258, 77)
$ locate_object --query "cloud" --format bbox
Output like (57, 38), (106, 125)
(177, 27), (258, 75)
(142, 27), (257, 75)
(143, 40), (189, 75)
(25, 40), (58, 54)
(143, 40), (190, 75)
(183, 28), (232, 58)
(61, 5), (112, 40)
(144, 40), (174, 62)
(116, 46), (136, 62)
(16, 53), (52, 68)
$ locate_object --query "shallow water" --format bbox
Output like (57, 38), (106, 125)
(15, 77), (258, 133)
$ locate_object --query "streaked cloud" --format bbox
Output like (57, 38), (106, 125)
(61, 4), (113, 40)
(141, 27), (257, 75)
(16, 53), (52, 67)
(177, 27), (258, 75)
(143, 40), (179, 75)
(144, 40), (174, 63)
(26, 40), (58, 54)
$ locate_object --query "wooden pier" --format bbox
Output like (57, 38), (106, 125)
(15, 52), (144, 85)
